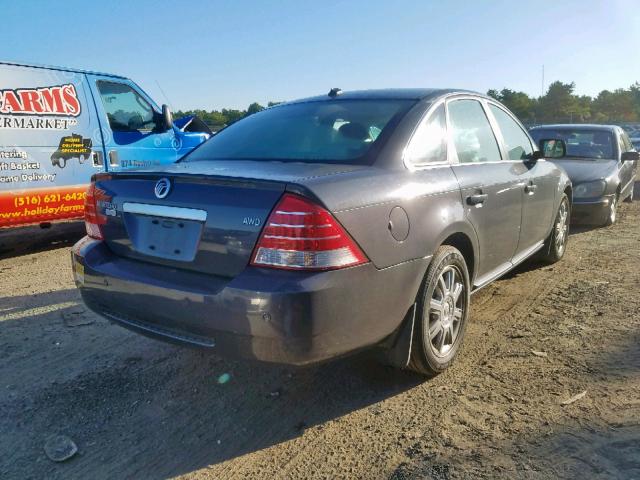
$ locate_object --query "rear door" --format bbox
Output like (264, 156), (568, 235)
(447, 97), (525, 285)
(487, 102), (556, 256)
(87, 75), (180, 171)
(0, 64), (103, 228)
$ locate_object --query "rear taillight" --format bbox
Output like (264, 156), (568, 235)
(84, 180), (106, 240)
(251, 193), (368, 270)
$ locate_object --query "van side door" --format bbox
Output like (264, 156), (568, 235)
(0, 64), (103, 228)
(487, 103), (556, 257)
(447, 97), (525, 286)
(86, 75), (179, 171)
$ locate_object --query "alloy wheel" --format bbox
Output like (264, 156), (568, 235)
(610, 196), (617, 224)
(555, 199), (569, 255)
(428, 265), (465, 357)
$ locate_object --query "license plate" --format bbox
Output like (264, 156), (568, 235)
(127, 215), (203, 262)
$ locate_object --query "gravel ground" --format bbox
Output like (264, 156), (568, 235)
(1, 189), (639, 479)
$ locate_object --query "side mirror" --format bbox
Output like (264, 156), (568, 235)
(538, 138), (566, 158)
(161, 104), (173, 131)
(621, 151), (640, 162)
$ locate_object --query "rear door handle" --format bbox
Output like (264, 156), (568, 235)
(466, 193), (488, 206)
(525, 184), (537, 194)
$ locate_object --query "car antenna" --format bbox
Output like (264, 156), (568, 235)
(328, 88), (342, 97)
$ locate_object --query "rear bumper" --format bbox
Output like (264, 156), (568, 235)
(72, 238), (427, 365)
(571, 195), (614, 225)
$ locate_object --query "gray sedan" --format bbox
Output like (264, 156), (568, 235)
(72, 89), (571, 377)
(530, 124), (639, 225)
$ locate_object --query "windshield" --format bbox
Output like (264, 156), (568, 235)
(185, 99), (414, 164)
(530, 129), (615, 159)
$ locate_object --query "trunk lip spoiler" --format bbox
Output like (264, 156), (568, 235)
(122, 202), (207, 222)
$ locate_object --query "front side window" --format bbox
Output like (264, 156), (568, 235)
(404, 103), (447, 166)
(97, 81), (158, 133)
(447, 99), (501, 164)
(186, 99), (413, 164)
(489, 104), (533, 160)
(530, 129), (614, 159)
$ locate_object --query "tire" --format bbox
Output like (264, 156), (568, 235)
(540, 193), (570, 264)
(407, 245), (470, 377)
(604, 194), (618, 226)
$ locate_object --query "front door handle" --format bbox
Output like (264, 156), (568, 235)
(525, 183), (537, 194)
(466, 193), (488, 206)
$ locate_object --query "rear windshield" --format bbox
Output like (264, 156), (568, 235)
(185, 99), (414, 164)
(530, 128), (615, 159)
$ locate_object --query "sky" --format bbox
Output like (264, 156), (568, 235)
(1, 0), (639, 111)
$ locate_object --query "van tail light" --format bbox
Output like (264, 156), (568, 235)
(84, 180), (107, 240)
(251, 193), (368, 271)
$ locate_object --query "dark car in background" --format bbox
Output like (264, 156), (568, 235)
(72, 89), (571, 377)
(530, 125), (638, 225)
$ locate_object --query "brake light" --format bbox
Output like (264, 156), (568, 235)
(84, 180), (107, 240)
(251, 193), (368, 270)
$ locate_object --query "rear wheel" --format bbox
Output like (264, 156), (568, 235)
(540, 193), (569, 264)
(407, 246), (470, 377)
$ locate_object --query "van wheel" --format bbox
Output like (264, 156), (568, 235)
(407, 245), (470, 377)
(540, 193), (570, 264)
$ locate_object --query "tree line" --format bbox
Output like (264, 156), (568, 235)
(488, 81), (640, 125)
(174, 81), (640, 130)
(174, 101), (279, 131)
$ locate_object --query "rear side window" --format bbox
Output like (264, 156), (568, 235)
(186, 99), (413, 164)
(97, 81), (158, 133)
(404, 104), (447, 166)
(448, 99), (501, 163)
(489, 104), (533, 160)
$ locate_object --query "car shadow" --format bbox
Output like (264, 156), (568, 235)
(0, 222), (85, 260)
(0, 287), (427, 479)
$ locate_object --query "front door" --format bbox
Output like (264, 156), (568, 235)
(87, 75), (179, 171)
(447, 97), (524, 285)
(486, 103), (556, 254)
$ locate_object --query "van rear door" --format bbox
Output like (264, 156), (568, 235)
(86, 75), (185, 171)
(0, 63), (104, 228)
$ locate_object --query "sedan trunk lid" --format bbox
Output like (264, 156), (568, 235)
(93, 160), (366, 278)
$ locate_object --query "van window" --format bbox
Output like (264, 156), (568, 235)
(448, 99), (501, 163)
(97, 81), (158, 133)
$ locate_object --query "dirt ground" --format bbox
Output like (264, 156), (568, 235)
(1, 191), (639, 480)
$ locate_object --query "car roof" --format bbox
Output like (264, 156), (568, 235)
(530, 124), (619, 132)
(286, 88), (482, 104)
(0, 60), (127, 80)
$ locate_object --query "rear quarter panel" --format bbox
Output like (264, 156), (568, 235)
(297, 164), (471, 271)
